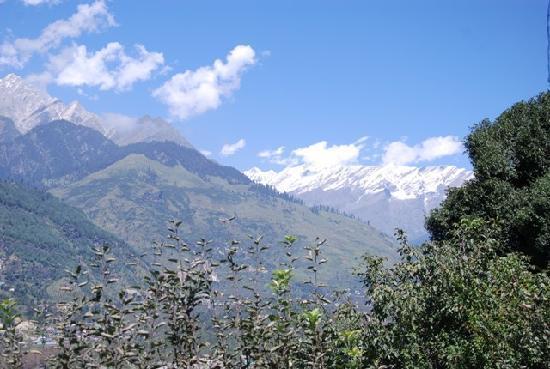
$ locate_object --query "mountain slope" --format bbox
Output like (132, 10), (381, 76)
(0, 121), (396, 286)
(0, 180), (142, 307)
(0, 120), (244, 185)
(0, 117), (20, 143)
(50, 154), (396, 285)
(104, 114), (192, 147)
(246, 164), (473, 241)
(0, 120), (120, 183)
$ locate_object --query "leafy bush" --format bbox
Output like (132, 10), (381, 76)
(359, 222), (549, 369)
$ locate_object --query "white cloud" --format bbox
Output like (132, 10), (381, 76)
(221, 138), (246, 156)
(257, 137), (369, 169)
(21, 0), (61, 5)
(76, 87), (98, 100)
(292, 140), (365, 169)
(200, 149), (212, 157)
(258, 146), (291, 165)
(37, 42), (164, 91)
(116, 45), (164, 89)
(0, 0), (116, 67)
(255, 135), (462, 170)
(23, 71), (52, 90)
(258, 146), (285, 158)
(153, 44), (256, 120)
(382, 136), (463, 165)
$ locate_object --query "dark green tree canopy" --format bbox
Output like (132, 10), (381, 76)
(427, 92), (550, 267)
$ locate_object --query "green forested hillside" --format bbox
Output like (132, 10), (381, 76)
(0, 180), (141, 306)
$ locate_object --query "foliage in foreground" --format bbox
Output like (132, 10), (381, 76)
(0, 218), (548, 369)
(360, 220), (549, 368)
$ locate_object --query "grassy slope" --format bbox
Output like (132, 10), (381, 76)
(51, 154), (397, 286)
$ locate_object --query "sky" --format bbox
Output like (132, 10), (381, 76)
(0, 0), (547, 171)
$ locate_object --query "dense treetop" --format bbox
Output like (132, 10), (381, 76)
(427, 92), (550, 267)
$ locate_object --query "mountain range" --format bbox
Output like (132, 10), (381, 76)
(0, 74), (400, 300)
(0, 72), (476, 303)
(246, 159), (473, 241)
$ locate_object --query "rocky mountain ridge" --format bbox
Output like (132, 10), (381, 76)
(0, 73), (191, 147)
(246, 164), (473, 241)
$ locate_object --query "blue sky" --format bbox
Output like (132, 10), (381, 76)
(0, 0), (547, 171)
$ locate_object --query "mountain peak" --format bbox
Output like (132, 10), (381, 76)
(101, 113), (193, 148)
(0, 73), (47, 95)
(0, 74), (59, 131)
(0, 74), (193, 148)
(1, 73), (24, 85)
(66, 100), (83, 110)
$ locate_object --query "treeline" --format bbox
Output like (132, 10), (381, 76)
(249, 182), (305, 205)
(310, 204), (360, 221)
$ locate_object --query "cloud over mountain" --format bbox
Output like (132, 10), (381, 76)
(153, 45), (256, 120)
(258, 146), (288, 165)
(258, 137), (369, 168)
(37, 42), (164, 91)
(293, 137), (368, 169)
(382, 136), (463, 165)
(260, 135), (464, 170)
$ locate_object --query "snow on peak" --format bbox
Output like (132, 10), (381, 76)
(245, 163), (473, 240)
(0, 74), (58, 132)
(245, 164), (472, 200)
(0, 73), (103, 134)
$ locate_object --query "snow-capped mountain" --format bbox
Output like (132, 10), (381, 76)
(246, 164), (473, 241)
(0, 74), (191, 147)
